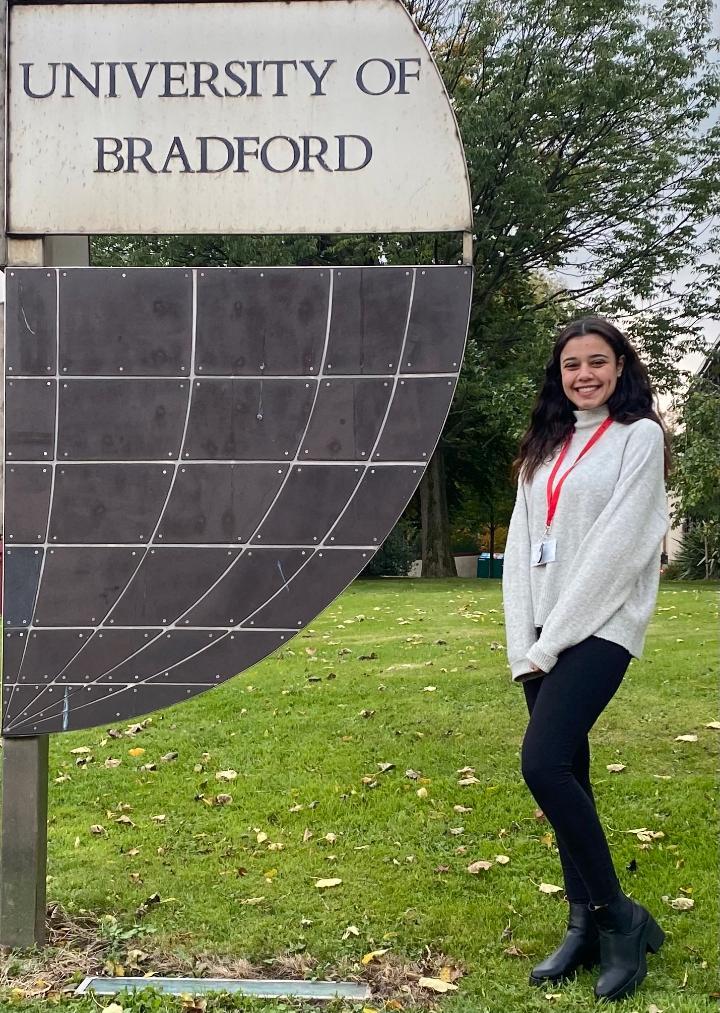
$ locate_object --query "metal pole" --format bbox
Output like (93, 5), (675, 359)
(0, 737), (49, 946)
(1, 236), (48, 947)
(0, 236), (88, 947)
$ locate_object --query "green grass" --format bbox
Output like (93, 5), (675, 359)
(1, 579), (717, 1013)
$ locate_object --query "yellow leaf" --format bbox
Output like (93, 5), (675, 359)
(361, 948), (390, 964)
(418, 976), (458, 993)
(315, 878), (342, 889)
(70, 747), (91, 755)
(128, 747), (145, 757)
(103, 1005), (125, 1013)
(416, 787), (428, 798)
(539, 832), (554, 849)
(539, 882), (563, 894)
(495, 854), (510, 865)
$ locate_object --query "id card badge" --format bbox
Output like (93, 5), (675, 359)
(531, 538), (557, 566)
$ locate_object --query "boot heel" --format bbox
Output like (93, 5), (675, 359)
(645, 917), (665, 954)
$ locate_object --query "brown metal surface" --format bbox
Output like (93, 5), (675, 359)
(2, 265), (472, 735)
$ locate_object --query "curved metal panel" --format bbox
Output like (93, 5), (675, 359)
(2, 264), (472, 735)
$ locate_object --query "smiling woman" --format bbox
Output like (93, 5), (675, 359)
(502, 315), (672, 1003)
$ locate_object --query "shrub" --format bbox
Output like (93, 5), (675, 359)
(362, 522), (419, 577)
(670, 523), (720, 580)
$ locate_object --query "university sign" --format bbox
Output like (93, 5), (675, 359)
(0, 0), (473, 952)
(8, 0), (472, 234)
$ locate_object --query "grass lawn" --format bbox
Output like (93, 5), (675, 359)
(0, 578), (717, 1013)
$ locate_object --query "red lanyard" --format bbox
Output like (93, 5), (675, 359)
(545, 417), (613, 531)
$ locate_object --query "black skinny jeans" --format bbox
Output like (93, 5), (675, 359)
(521, 635), (631, 906)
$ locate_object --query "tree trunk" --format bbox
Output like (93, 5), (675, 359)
(420, 443), (457, 577)
(488, 516), (496, 578)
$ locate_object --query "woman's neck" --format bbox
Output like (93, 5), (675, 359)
(572, 403), (610, 429)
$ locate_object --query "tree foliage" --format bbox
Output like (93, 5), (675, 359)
(668, 349), (720, 579)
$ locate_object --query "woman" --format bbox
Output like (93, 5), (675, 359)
(502, 316), (670, 1002)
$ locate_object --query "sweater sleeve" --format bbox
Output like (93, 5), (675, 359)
(526, 421), (668, 674)
(502, 478), (539, 680)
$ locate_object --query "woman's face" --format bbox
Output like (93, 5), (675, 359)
(559, 333), (624, 410)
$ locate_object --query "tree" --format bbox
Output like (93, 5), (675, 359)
(668, 347), (720, 579)
(413, 0), (720, 574)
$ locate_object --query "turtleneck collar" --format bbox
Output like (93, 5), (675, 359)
(573, 403), (610, 430)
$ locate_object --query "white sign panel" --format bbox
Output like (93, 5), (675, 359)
(7, 0), (473, 235)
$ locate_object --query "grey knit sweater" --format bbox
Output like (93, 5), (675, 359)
(502, 404), (669, 683)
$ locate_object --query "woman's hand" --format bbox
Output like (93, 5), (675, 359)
(529, 662), (542, 672)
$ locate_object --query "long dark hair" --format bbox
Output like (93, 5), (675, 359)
(514, 316), (671, 482)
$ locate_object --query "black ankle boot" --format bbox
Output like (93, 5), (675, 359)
(529, 901), (601, 987)
(590, 892), (665, 1001)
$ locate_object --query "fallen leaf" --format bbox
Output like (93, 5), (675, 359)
(160, 751), (178, 762)
(454, 804), (473, 813)
(705, 721), (720, 730)
(239, 896), (265, 905)
(103, 1004), (125, 1013)
(104, 758), (121, 769)
(675, 734), (698, 742)
(151, 815), (166, 824)
(457, 776), (480, 786)
(361, 948), (390, 964)
(216, 769), (238, 781)
(90, 825), (106, 835)
(214, 794), (232, 806)
(342, 925), (360, 940)
(416, 787), (428, 798)
(539, 832), (554, 848)
(539, 882), (563, 894)
(449, 827), (464, 836)
(669, 897), (694, 910)
(467, 860), (493, 874)
(606, 763), (626, 773)
(504, 945), (527, 958)
(377, 763), (395, 773)
(418, 977), (458, 993)
(70, 747), (91, 755)
(128, 747), (145, 757)
(495, 855), (511, 865)
(315, 878), (342, 889)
